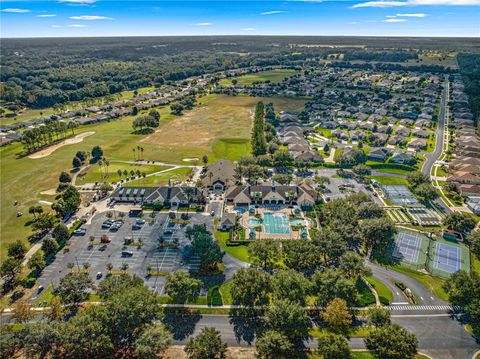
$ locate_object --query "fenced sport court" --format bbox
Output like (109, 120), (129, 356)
(433, 242), (461, 273)
(382, 185), (420, 206)
(393, 232), (422, 263)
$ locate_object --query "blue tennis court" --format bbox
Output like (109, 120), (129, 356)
(434, 242), (461, 273)
(392, 232), (422, 263)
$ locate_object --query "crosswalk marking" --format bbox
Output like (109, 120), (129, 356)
(388, 305), (462, 311)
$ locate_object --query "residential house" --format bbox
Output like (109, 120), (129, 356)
(408, 138), (427, 150)
(368, 147), (389, 162)
(391, 150), (414, 164)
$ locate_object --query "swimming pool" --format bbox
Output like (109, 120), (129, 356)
(263, 213), (291, 234)
(246, 218), (262, 227)
(232, 207), (247, 214)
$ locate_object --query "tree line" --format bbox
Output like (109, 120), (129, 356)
(20, 119), (77, 154)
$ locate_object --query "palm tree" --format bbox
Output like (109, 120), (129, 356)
(117, 169), (123, 179)
(67, 262), (74, 271)
(121, 263), (129, 271)
(140, 147), (144, 160)
(82, 262), (90, 270)
(105, 160), (110, 178)
(133, 148), (136, 162)
(98, 159), (104, 178)
(106, 263), (113, 273)
(29, 206), (37, 219)
(184, 187), (195, 203)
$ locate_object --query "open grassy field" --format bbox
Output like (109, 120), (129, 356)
(0, 94), (305, 260)
(368, 176), (409, 186)
(76, 162), (169, 185)
(125, 167), (193, 187)
(140, 94), (306, 163)
(218, 69), (298, 86)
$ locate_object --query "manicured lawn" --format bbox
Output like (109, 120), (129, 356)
(376, 167), (412, 176)
(365, 276), (393, 305)
(356, 280), (377, 307)
(348, 352), (429, 359)
(309, 326), (372, 338)
(368, 176), (409, 186)
(316, 127), (332, 138)
(471, 252), (480, 275)
(76, 162), (168, 185)
(214, 225), (251, 263)
(218, 69), (298, 86)
(219, 280), (233, 305)
(125, 167), (193, 187)
(212, 138), (251, 161)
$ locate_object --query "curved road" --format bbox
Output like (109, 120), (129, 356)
(422, 78), (451, 214)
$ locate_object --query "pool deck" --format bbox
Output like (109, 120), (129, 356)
(227, 205), (310, 240)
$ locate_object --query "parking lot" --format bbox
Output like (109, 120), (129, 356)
(37, 210), (215, 296)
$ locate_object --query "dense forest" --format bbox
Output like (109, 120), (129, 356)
(457, 53), (480, 127)
(1, 36), (479, 109)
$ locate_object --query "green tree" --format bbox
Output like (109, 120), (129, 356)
(271, 269), (310, 305)
(406, 171), (429, 188)
(59, 171), (72, 183)
(191, 232), (223, 272)
(7, 240), (27, 260)
(53, 223), (70, 245)
(352, 163), (371, 178)
(282, 240), (323, 271)
(264, 299), (310, 340)
(310, 268), (358, 307)
(72, 156), (82, 168)
(339, 252), (371, 280)
(256, 330), (292, 359)
(185, 327), (227, 359)
(202, 155), (209, 166)
(41, 237), (59, 257)
(317, 333), (351, 359)
(97, 274), (144, 299)
(230, 268), (271, 307)
(21, 322), (60, 359)
(32, 214), (58, 233)
(443, 270), (480, 336)
(364, 324), (418, 359)
(359, 217), (396, 253)
(27, 251), (45, 273)
(100, 278), (163, 346)
(164, 270), (203, 304)
(248, 239), (279, 267)
(58, 307), (114, 359)
(53, 272), (94, 305)
(91, 145), (103, 159)
(134, 323), (172, 359)
(366, 306), (391, 327)
(321, 298), (352, 334)
(356, 202), (384, 219)
(0, 257), (21, 290)
(0, 325), (19, 359)
(12, 300), (34, 324)
(442, 212), (477, 234)
(413, 183), (438, 203)
(465, 231), (480, 257)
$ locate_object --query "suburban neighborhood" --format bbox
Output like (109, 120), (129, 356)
(0, 33), (479, 359)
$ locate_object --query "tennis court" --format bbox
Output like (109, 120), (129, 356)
(393, 232), (423, 263)
(434, 242), (461, 273)
(382, 185), (420, 206)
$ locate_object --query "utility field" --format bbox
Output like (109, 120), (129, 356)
(76, 162), (169, 185)
(140, 94), (306, 162)
(0, 94), (306, 259)
(218, 69), (298, 86)
(125, 167), (193, 187)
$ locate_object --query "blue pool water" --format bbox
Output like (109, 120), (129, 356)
(263, 213), (291, 234)
(233, 207), (247, 214)
(246, 218), (261, 227)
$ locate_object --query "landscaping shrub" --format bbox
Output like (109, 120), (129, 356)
(207, 286), (223, 306)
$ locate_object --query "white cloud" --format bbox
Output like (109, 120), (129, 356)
(260, 10), (286, 15)
(59, 0), (97, 3)
(243, 27), (256, 31)
(396, 12), (428, 15)
(348, 21), (358, 24)
(69, 15), (112, 20)
(68, 24), (86, 27)
(195, 22), (212, 26)
(1, 8), (30, 13)
(51, 25), (62, 28)
(383, 18), (408, 21)
(37, 14), (57, 17)
(353, 0), (479, 7)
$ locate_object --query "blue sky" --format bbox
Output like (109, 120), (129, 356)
(1, 0), (479, 38)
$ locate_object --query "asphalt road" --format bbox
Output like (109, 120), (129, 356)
(165, 313), (478, 359)
(422, 78), (451, 214)
(368, 260), (448, 306)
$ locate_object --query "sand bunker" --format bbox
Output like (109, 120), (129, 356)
(182, 158), (199, 162)
(40, 188), (57, 196)
(28, 131), (95, 159)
